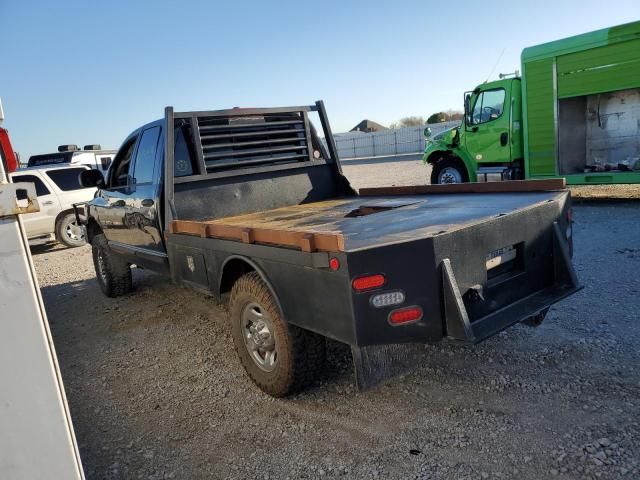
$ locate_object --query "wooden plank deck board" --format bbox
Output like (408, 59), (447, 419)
(169, 184), (567, 253)
(170, 218), (346, 252)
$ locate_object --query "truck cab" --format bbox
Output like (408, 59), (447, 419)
(424, 77), (524, 184)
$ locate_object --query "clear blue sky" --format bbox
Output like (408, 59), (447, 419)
(2, 0), (639, 159)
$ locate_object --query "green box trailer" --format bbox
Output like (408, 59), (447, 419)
(423, 21), (640, 185)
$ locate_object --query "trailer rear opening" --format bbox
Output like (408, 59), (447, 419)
(559, 88), (640, 176)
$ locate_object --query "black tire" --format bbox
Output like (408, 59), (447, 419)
(91, 234), (132, 297)
(56, 212), (86, 248)
(431, 157), (469, 184)
(228, 272), (325, 397)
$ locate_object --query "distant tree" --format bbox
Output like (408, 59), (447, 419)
(443, 109), (464, 121)
(398, 116), (425, 127)
(426, 112), (446, 124)
(427, 110), (464, 124)
(387, 110), (463, 129)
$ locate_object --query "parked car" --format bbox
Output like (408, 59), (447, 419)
(27, 144), (116, 177)
(10, 165), (96, 247)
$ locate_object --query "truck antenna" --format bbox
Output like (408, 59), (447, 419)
(484, 48), (505, 83)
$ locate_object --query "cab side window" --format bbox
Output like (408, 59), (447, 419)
(470, 88), (506, 125)
(108, 136), (138, 189)
(11, 174), (50, 200)
(132, 126), (161, 186)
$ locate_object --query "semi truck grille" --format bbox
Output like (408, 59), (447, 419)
(196, 113), (311, 172)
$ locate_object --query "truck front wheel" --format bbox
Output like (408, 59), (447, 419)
(431, 158), (469, 184)
(228, 272), (325, 397)
(91, 234), (132, 298)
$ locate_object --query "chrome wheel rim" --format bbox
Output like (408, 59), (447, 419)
(438, 167), (462, 184)
(241, 302), (277, 372)
(65, 219), (84, 242)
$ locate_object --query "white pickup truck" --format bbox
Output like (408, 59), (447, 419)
(9, 165), (96, 247)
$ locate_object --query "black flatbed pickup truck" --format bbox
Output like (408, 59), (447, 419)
(79, 101), (580, 396)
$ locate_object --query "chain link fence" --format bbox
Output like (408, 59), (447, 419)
(325, 121), (459, 159)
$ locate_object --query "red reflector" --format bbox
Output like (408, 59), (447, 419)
(389, 306), (423, 325)
(329, 257), (340, 271)
(352, 274), (385, 291)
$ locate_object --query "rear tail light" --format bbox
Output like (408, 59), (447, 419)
(329, 257), (340, 271)
(0, 128), (18, 173)
(389, 306), (423, 325)
(371, 291), (405, 308)
(352, 274), (385, 292)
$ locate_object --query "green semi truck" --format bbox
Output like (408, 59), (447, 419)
(423, 21), (640, 185)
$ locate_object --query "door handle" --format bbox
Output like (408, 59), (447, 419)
(141, 199), (154, 207)
(42, 200), (54, 206)
(471, 127), (478, 132)
(112, 200), (125, 207)
(500, 132), (509, 146)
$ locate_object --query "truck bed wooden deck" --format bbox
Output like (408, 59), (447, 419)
(169, 180), (566, 253)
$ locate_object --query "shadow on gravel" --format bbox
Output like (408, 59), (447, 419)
(30, 241), (67, 255)
(40, 277), (96, 305)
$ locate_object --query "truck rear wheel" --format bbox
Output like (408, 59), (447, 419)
(431, 158), (469, 184)
(91, 234), (132, 298)
(228, 272), (325, 397)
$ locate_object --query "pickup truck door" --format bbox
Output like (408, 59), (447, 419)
(125, 125), (165, 257)
(10, 173), (60, 237)
(464, 86), (511, 165)
(91, 133), (139, 244)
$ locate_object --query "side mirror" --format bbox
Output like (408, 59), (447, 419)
(80, 169), (105, 189)
(424, 127), (432, 138)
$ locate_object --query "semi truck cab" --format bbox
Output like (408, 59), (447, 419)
(425, 21), (640, 185)
(424, 76), (524, 185)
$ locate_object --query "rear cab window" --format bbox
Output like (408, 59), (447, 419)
(174, 123), (198, 177)
(45, 167), (89, 191)
(27, 152), (73, 167)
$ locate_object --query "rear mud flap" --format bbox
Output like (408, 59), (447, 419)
(352, 343), (424, 391)
(442, 221), (582, 343)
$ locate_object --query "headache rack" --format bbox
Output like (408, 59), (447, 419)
(164, 100), (352, 227)
(166, 101), (340, 183)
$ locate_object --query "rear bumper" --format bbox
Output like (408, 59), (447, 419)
(442, 223), (581, 343)
(347, 192), (580, 347)
(350, 213), (581, 391)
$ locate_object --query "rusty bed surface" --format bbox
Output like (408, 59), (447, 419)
(169, 189), (566, 253)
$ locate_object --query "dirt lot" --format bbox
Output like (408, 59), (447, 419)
(33, 157), (640, 479)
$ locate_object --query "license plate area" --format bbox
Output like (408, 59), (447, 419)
(486, 243), (523, 284)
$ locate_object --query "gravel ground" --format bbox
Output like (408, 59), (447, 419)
(32, 157), (640, 479)
(569, 184), (640, 200)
